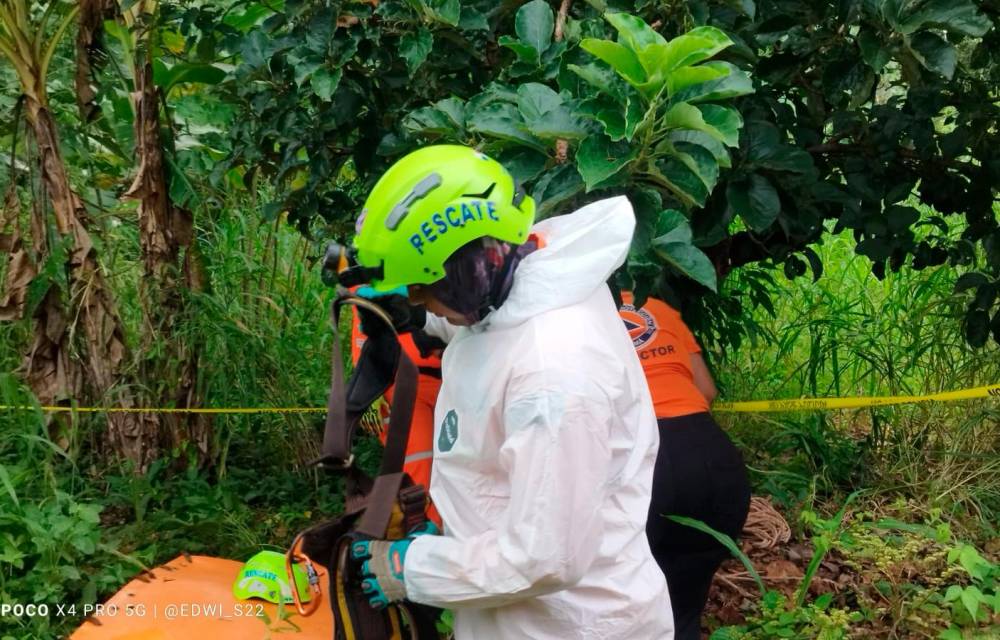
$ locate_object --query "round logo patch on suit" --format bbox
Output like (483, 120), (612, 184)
(438, 409), (459, 453)
(620, 304), (658, 349)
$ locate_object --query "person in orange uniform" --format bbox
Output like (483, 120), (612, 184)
(620, 291), (751, 640)
(351, 304), (444, 528)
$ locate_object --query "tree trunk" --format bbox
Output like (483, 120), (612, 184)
(125, 58), (211, 465)
(75, 0), (118, 122)
(21, 97), (147, 462)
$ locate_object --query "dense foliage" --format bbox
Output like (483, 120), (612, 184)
(200, 0), (1000, 349)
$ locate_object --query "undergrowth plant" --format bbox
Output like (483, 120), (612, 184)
(701, 496), (999, 639)
(673, 495), (863, 640)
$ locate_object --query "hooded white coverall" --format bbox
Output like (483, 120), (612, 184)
(404, 196), (674, 639)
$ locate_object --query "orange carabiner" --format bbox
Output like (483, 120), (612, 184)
(286, 533), (323, 616)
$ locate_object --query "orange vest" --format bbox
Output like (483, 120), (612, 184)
(619, 292), (709, 418)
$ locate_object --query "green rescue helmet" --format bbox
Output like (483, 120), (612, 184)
(352, 145), (536, 292)
(233, 550), (311, 604)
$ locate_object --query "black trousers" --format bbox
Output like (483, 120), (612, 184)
(646, 412), (751, 640)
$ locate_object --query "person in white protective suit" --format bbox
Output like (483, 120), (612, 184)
(348, 145), (674, 639)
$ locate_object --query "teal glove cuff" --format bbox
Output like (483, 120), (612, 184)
(351, 522), (440, 610)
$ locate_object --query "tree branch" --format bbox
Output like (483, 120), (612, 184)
(554, 0), (571, 41)
(553, 0), (572, 164)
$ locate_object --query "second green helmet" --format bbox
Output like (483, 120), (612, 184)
(352, 145), (536, 292)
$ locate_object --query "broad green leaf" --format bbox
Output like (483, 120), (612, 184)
(400, 29), (434, 76)
(674, 142), (720, 191)
(657, 157), (710, 207)
(728, 174), (780, 231)
(605, 13), (666, 51)
(663, 103), (741, 148)
(759, 145), (814, 174)
(497, 148), (548, 184)
(534, 165), (585, 218)
(956, 544), (989, 580)
(858, 28), (891, 72)
(899, 0), (992, 37)
(670, 63), (754, 104)
(305, 7), (336, 51)
(960, 586), (983, 621)
(579, 97), (624, 140)
(907, 31), (957, 79)
(499, 36), (540, 65)
(666, 62), (730, 95)
(311, 68), (342, 101)
(516, 0), (555, 56)
(72, 536), (97, 555)
(652, 241), (718, 291)
(737, 0), (756, 19)
(568, 63), (624, 102)
(157, 63), (227, 93)
(745, 121), (814, 174)
(459, 6), (490, 31)
(638, 26), (733, 79)
(527, 111), (588, 141)
(697, 105), (742, 147)
(668, 130), (732, 168)
(517, 83), (563, 122)
(224, 3), (275, 31)
(581, 39), (646, 86)
(517, 84), (586, 140)
(240, 30), (270, 67)
(576, 135), (638, 190)
(467, 103), (547, 152)
(466, 83), (520, 115)
(653, 209), (692, 245)
(289, 53), (323, 86)
(426, 0), (461, 26)
(435, 98), (467, 132)
(404, 106), (460, 138)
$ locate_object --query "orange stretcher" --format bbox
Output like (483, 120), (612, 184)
(70, 555), (333, 640)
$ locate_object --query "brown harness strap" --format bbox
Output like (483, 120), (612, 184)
(318, 292), (421, 539)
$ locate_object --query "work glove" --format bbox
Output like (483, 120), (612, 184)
(356, 286), (427, 336)
(351, 521), (440, 609)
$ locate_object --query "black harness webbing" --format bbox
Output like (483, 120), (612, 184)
(294, 291), (439, 640)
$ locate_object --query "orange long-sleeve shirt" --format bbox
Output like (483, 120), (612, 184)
(620, 292), (709, 418)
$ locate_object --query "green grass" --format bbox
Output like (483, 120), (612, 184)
(712, 227), (1000, 531)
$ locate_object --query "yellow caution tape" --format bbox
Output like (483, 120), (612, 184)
(0, 384), (997, 415)
(713, 383), (1000, 413)
(0, 405), (326, 414)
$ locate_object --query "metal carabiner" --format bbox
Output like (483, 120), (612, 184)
(286, 532), (323, 616)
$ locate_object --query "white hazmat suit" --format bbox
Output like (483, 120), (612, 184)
(404, 196), (674, 639)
